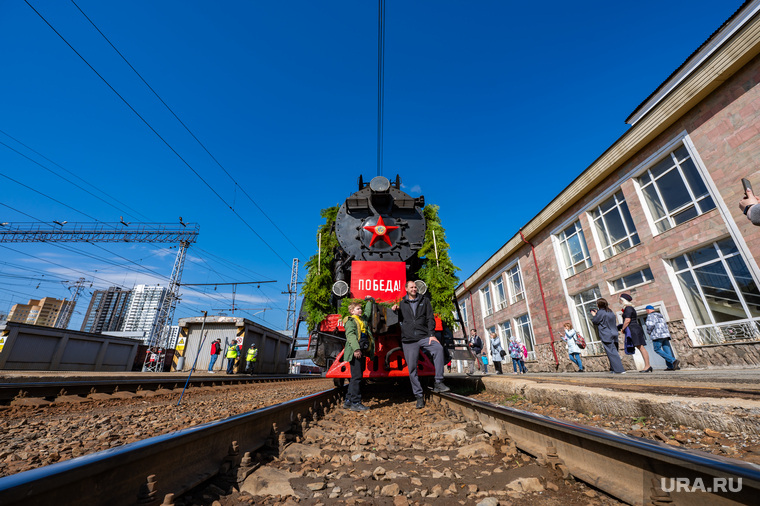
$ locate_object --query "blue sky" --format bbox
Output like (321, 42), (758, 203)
(0, 0), (744, 331)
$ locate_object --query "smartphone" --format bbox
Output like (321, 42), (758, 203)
(742, 178), (753, 196)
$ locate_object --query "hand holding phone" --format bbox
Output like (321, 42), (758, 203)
(742, 178), (753, 197)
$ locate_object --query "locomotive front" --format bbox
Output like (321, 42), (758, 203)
(330, 175), (427, 300)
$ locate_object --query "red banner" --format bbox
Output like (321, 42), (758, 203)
(350, 261), (406, 302)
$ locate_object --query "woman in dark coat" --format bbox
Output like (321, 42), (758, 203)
(590, 298), (625, 374)
(619, 293), (651, 372)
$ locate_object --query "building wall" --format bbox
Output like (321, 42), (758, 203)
(8, 297), (66, 328)
(122, 285), (166, 333)
(80, 287), (132, 333)
(458, 52), (760, 372)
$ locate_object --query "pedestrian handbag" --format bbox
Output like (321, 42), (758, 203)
(500, 349), (507, 358)
(575, 334), (587, 349)
(624, 328), (636, 355)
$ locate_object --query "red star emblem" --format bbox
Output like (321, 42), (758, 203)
(363, 215), (398, 247)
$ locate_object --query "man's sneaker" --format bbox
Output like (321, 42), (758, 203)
(416, 396), (425, 409)
(432, 381), (450, 393)
(350, 402), (369, 411)
(672, 359), (680, 370)
(343, 401), (351, 409)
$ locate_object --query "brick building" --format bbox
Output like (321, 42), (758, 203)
(456, 1), (760, 372)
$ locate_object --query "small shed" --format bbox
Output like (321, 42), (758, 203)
(176, 316), (293, 374)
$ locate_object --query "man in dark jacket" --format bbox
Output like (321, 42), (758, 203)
(392, 280), (449, 408)
(467, 329), (483, 375)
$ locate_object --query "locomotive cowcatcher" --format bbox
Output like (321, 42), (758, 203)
(295, 175), (470, 382)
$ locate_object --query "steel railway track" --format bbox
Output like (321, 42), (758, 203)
(1, 383), (758, 505)
(432, 391), (760, 505)
(0, 374), (321, 404)
(0, 388), (341, 506)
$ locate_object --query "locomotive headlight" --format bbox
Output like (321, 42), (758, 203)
(369, 176), (390, 193)
(332, 280), (349, 297)
(415, 280), (427, 295)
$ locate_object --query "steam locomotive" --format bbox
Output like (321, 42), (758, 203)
(295, 175), (469, 382)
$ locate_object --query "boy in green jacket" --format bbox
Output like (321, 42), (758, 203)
(343, 297), (375, 411)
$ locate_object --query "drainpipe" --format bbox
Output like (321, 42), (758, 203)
(519, 229), (559, 368)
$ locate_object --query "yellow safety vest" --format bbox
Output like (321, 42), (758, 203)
(226, 346), (239, 359)
(246, 347), (257, 362)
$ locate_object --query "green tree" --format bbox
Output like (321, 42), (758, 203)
(417, 204), (460, 328)
(301, 205), (340, 331)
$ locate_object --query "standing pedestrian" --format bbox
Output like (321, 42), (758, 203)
(208, 338), (222, 373)
(619, 293), (652, 373)
(591, 298), (626, 374)
(391, 280), (449, 409)
(245, 343), (258, 374)
(225, 341), (239, 374)
(645, 305), (680, 371)
(560, 322), (584, 372)
(508, 336), (522, 374)
(467, 329), (483, 375)
(489, 331), (505, 374)
(343, 297), (375, 411)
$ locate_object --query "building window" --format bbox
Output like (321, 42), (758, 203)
(672, 239), (760, 344)
(481, 286), (493, 316)
(499, 320), (512, 342)
(557, 221), (592, 276)
(638, 145), (716, 233)
(459, 301), (469, 331)
(590, 190), (640, 259)
(515, 313), (536, 360)
(507, 264), (525, 303)
(573, 287), (603, 355)
(493, 277), (508, 310)
(611, 267), (654, 292)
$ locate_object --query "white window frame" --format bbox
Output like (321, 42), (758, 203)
(571, 286), (603, 356)
(671, 239), (760, 345)
(634, 143), (715, 235)
(608, 267), (655, 293)
(481, 285), (493, 316)
(499, 320), (512, 342)
(459, 301), (469, 331)
(514, 313), (536, 361)
(557, 220), (592, 277)
(588, 190), (640, 260)
(492, 276), (508, 311)
(506, 262), (525, 303)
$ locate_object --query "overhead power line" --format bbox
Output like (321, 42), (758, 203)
(71, 0), (307, 259)
(377, 0), (386, 177)
(23, 0), (294, 270)
(0, 129), (153, 222)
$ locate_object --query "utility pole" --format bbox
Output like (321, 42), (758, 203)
(142, 241), (189, 372)
(283, 258), (301, 331)
(55, 277), (90, 329)
(0, 221), (200, 373)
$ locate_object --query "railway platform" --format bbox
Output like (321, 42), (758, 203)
(452, 367), (760, 435)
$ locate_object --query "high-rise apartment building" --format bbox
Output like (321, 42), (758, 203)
(80, 287), (132, 333)
(122, 284), (167, 333)
(8, 297), (67, 327)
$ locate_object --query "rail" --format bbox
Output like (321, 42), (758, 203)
(0, 374), (322, 403)
(0, 388), (340, 506)
(432, 391), (760, 505)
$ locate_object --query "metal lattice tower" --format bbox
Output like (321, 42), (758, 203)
(285, 258), (299, 331)
(55, 277), (89, 329)
(142, 241), (190, 372)
(0, 221), (199, 372)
